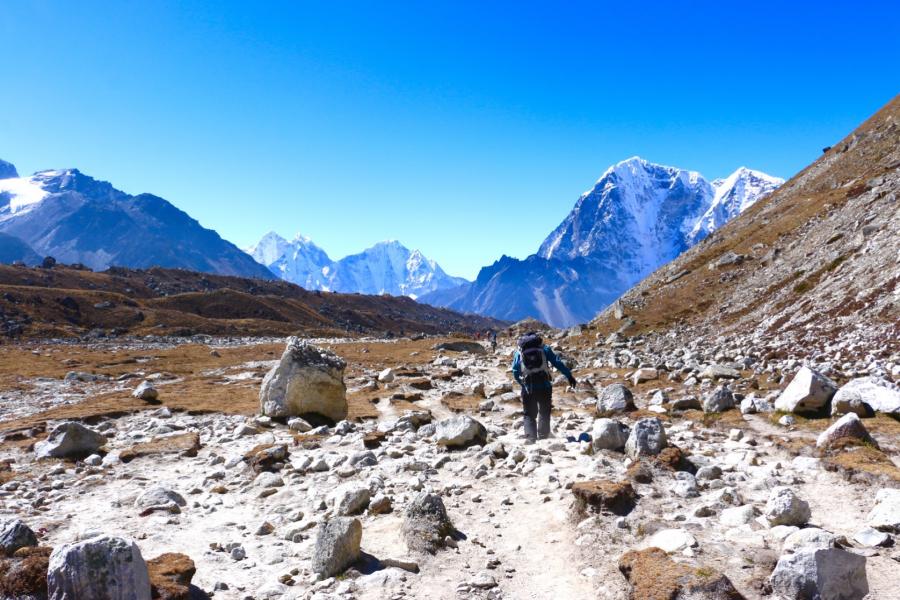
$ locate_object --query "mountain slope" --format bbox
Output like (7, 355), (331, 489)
(248, 234), (466, 298)
(0, 164), (274, 279)
(0, 232), (40, 265)
(424, 159), (780, 327)
(588, 94), (900, 351)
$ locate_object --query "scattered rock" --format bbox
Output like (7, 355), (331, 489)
(311, 518), (362, 578)
(434, 415), (487, 449)
(596, 384), (635, 414)
(47, 535), (152, 599)
(259, 337), (347, 424)
(401, 493), (455, 554)
(639, 528), (697, 553)
(571, 480), (637, 516)
(782, 528), (836, 552)
(135, 486), (187, 516)
(770, 548), (868, 600)
(702, 386), (735, 413)
(618, 547), (744, 600)
(764, 487), (811, 527)
(132, 381), (159, 402)
(329, 483), (371, 516)
(700, 364), (741, 381)
(34, 422), (106, 460)
(625, 417), (667, 459)
(0, 520), (37, 557)
(816, 412), (876, 449)
(867, 488), (900, 532)
(591, 418), (629, 451)
(774, 366), (837, 413)
(832, 377), (900, 416)
(853, 527), (890, 547)
(632, 367), (658, 385)
(377, 368), (396, 383)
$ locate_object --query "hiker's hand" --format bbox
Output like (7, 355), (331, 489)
(567, 376), (577, 389)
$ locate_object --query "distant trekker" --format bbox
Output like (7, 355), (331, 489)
(489, 329), (498, 352)
(512, 331), (577, 443)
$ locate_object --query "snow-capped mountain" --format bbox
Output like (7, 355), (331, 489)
(422, 157), (781, 327)
(688, 167), (783, 244)
(0, 159), (275, 279)
(247, 235), (467, 298)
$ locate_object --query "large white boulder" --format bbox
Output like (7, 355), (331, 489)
(867, 488), (900, 532)
(832, 377), (900, 416)
(35, 422), (106, 460)
(774, 366), (837, 413)
(311, 518), (362, 578)
(764, 487), (811, 527)
(769, 548), (868, 600)
(47, 535), (152, 599)
(434, 415), (487, 448)
(624, 417), (667, 459)
(259, 337), (347, 423)
(591, 418), (629, 451)
(816, 413), (875, 449)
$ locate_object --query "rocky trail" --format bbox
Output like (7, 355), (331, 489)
(0, 329), (899, 599)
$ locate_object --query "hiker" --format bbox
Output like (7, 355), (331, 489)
(489, 329), (498, 352)
(512, 331), (577, 443)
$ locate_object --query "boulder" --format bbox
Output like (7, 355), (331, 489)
(638, 528), (697, 553)
(774, 366), (837, 413)
(401, 493), (455, 554)
(432, 341), (486, 354)
(131, 381), (158, 402)
(34, 422), (106, 460)
(259, 337), (347, 424)
(434, 415), (487, 449)
(618, 548), (744, 600)
(764, 487), (811, 527)
(311, 518), (362, 578)
(782, 527), (836, 552)
(832, 377), (900, 416)
(816, 413), (876, 449)
(770, 548), (867, 600)
(146, 553), (196, 600)
(702, 386), (735, 413)
(596, 384), (635, 415)
(740, 393), (774, 414)
(329, 483), (371, 516)
(134, 487), (186, 515)
(700, 364), (741, 380)
(669, 396), (702, 411)
(867, 488), (900, 532)
(625, 418), (667, 459)
(631, 368), (658, 385)
(571, 480), (637, 516)
(591, 418), (629, 451)
(0, 519), (38, 557)
(377, 368), (395, 383)
(47, 535), (152, 599)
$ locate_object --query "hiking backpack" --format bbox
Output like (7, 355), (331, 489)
(518, 332), (550, 380)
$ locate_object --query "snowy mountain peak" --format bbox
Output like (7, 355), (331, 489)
(0, 159), (18, 180)
(688, 167), (784, 244)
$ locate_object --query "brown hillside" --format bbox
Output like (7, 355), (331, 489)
(0, 265), (503, 339)
(589, 94), (900, 357)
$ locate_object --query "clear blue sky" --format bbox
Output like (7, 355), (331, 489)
(2, 1), (898, 279)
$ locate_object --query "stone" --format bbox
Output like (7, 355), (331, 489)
(720, 505), (759, 527)
(832, 377), (900, 416)
(368, 494), (393, 515)
(47, 535), (152, 599)
(571, 480), (637, 516)
(596, 384), (635, 414)
(740, 394), (774, 414)
(34, 422), (106, 460)
(590, 418), (629, 451)
(131, 381), (159, 402)
(639, 528), (697, 553)
(618, 548), (742, 600)
(434, 415), (487, 448)
(770, 548), (868, 600)
(401, 493), (455, 554)
(695, 465), (723, 481)
(377, 368), (395, 383)
(774, 366), (837, 413)
(632, 368), (658, 385)
(625, 417), (667, 459)
(469, 571), (498, 589)
(853, 527), (890, 547)
(259, 337), (347, 424)
(669, 396), (702, 411)
(287, 417), (312, 433)
(867, 488), (900, 532)
(700, 364), (741, 380)
(146, 552), (196, 600)
(816, 413), (876, 449)
(329, 483), (371, 516)
(0, 519), (38, 557)
(134, 487), (187, 515)
(311, 518), (362, 578)
(432, 340), (486, 354)
(782, 528), (836, 552)
(702, 386), (735, 413)
(764, 487), (811, 527)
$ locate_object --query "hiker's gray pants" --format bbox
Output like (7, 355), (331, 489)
(522, 385), (552, 440)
